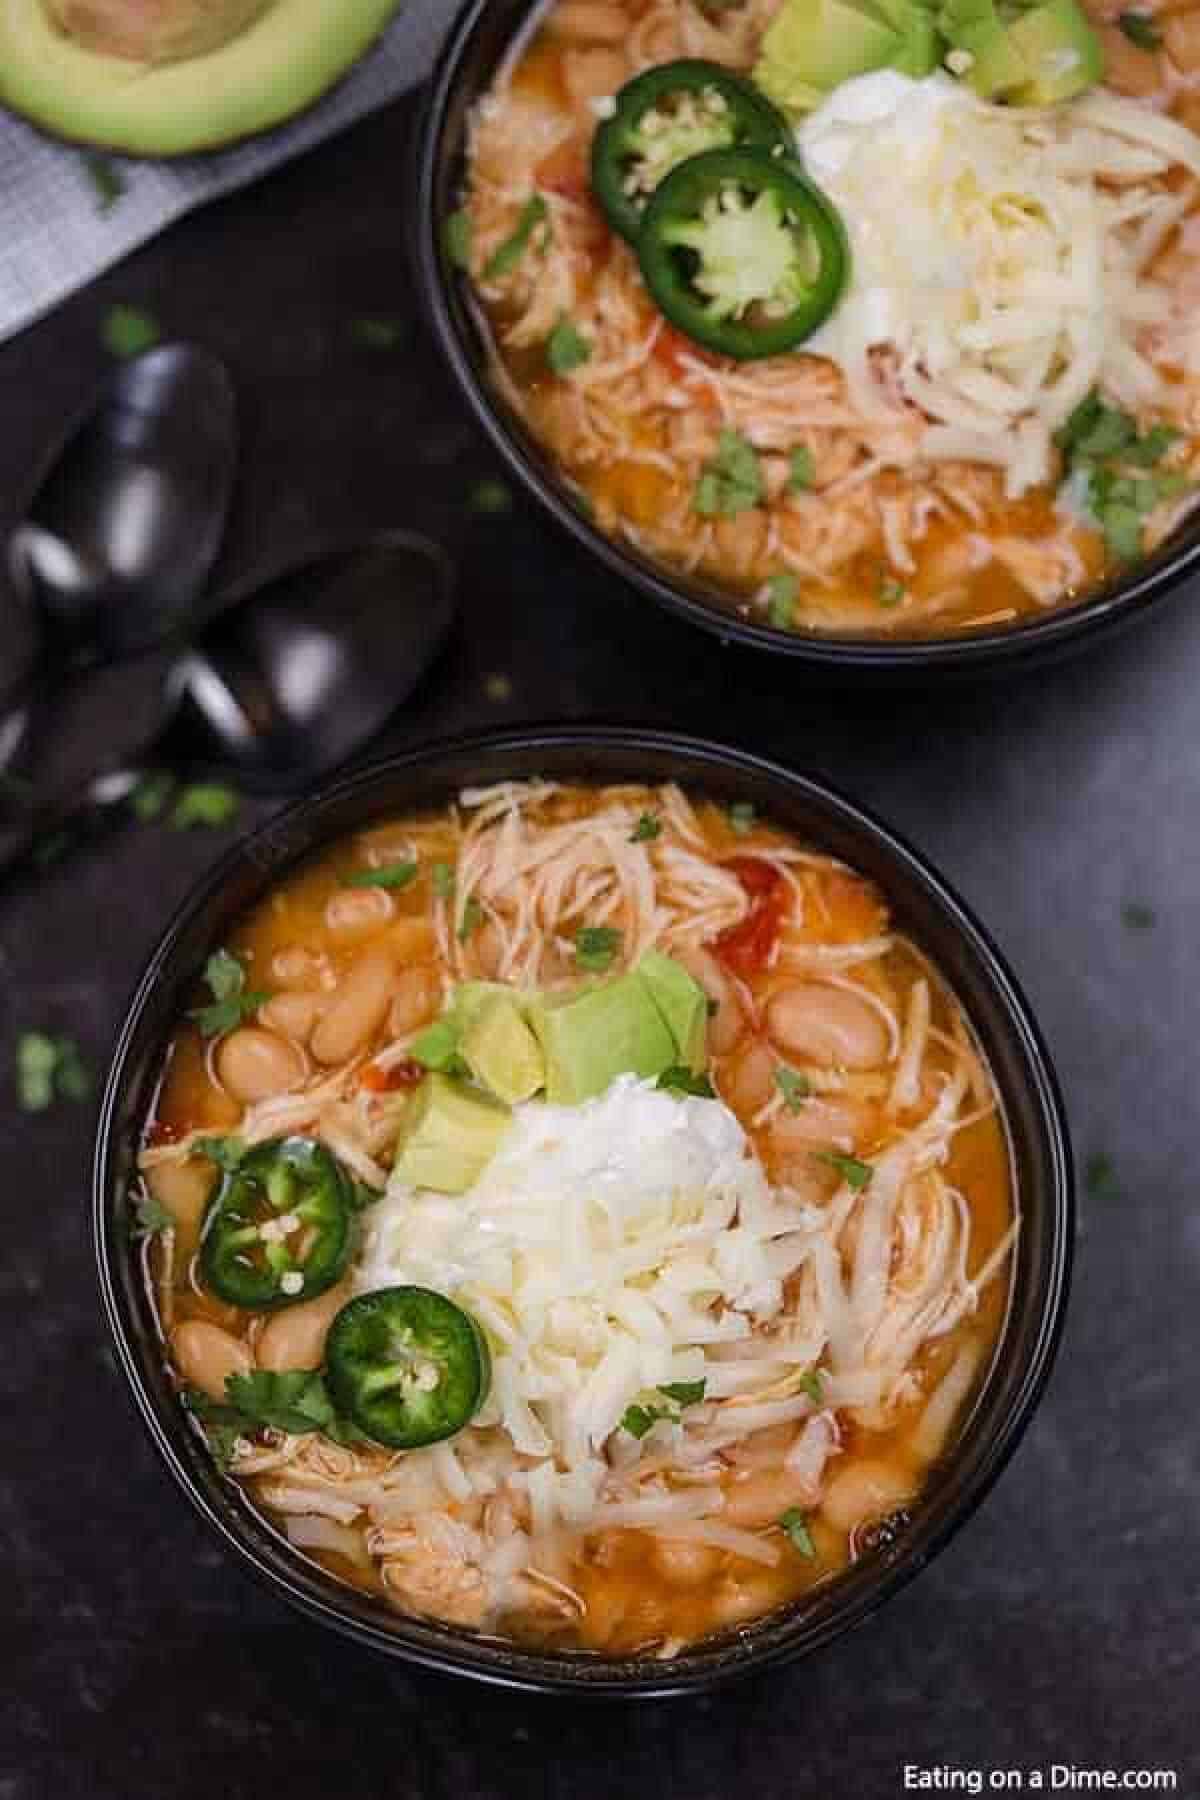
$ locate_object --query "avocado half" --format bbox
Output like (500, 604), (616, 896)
(0, 0), (403, 156)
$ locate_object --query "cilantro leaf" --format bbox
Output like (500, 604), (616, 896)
(444, 208), (474, 270)
(1122, 423), (1178, 466)
(1086, 1152), (1120, 1201)
(659, 1379), (706, 1406)
(547, 315), (592, 375)
(812, 1150), (873, 1191)
(574, 925), (621, 972)
(1118, 10), (1161, 47)
(483, 194), (549, 280)
(225, 1370), (340, 1437)
(780, 1507), (816, 1557)
(630, 813), (661, 843)
(171, 783), (240, 830)
(341, 859), (418, 891)
(657, 1065), (716, 1098)
(878, 576), (905, 609)
(620, 1402), (664, 1439)
(799, 1367), (825, 1404)
(774, 1066), (811, 1112)
(84, 152), (125, 213)
(189, 950), (268, 1038)
(410, 1017), (467, 1074)
(694, 429), (763, 518)
(765, 572), (798, 629)
(788, 445), (815, 492)
(132, 1190), (174, 1238)
(192, 1134), (246, 1173)
(458, 897), (485, 942)
(350, 317), (404, 350)
(16, 1033), (92, 1111)
(102, 304), (160, 358)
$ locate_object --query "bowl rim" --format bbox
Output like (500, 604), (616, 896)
(412, 0), (1200, 672)
(93, 725), (1074, 1695)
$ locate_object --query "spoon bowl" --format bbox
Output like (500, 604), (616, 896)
(7, 344), (236, 664)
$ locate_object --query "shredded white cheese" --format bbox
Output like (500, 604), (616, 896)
(799, 72), (1200, 495)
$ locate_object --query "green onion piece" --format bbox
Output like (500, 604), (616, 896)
(483, 194), (550, 280)
(788, 445), (815, 491)
(431, 861), (456, 898)
(547, 315), (592, 374)
(341, 859), (418, 891)
(774, 1066), (811, 1111)
(171, 784), (240, 830)
(812, 1149), (873, 1191)
(694, 429), (763, 518)
(631, 812), (662, 843)
(728, 801), (756, 835)
(780, 1507), (816, 1557)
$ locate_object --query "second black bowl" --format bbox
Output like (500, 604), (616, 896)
(412, 0), (1200, 675)
(94, 727), (1072, 1694)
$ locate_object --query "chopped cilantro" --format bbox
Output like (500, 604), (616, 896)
(1122, 423), (1179, 466)
(483, 194), (550, 281)
(1121, 901), (1156, 930)
(350, 317), (404, 350)
(171, 783), (240, 830)
(780, 1507), (816, 1557)
(84, 152), (124, 213)
(789, 445), (815, 492)
(192, 1135), (246, 1172)
(631, 813), (661, 843)
(185, 1370), (360, 1465)
(547, 315), (592, 375)
(131, 1191), (173, 1238)
(1118, 10), (1161, 47)
(812, 1149), (873, 1191)
(575, 925), (621, 972)
(431, 861), (456, 899)
(774, 1066), (811, 1111)
(128, 770), (174, 820)
(799, 1367), (825, 1405)
(694, 429), (763, 518)
(469, 478), (513, 515)
(659, 1379), (707, 1406)
(16, 1033), (92, 1111)
(1056, 390), (1190, 563)
(101, 304), (160, 359)
(1085, 1152), (1120, 1201)
(458, 896), (485, 942)
(728, 801), (756, 835)
(444, 208), (474, 270)
(341, 859), (418, 891)
(657, 1065), (716, 1098)
(620, 1401), (665, 1440)
(878, 576), (906, 609)
(765, 572), (798, 629)
(189, 950), (268, 1038)
(410, 1017), (467, 1074)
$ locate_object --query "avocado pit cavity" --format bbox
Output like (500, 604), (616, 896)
(43, 0), (274, 63)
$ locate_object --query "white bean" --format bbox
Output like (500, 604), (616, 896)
(271, 946), (329, 991)
(821, 1458), (913, 1536)
(722, 1037), (776, 1119)
(310, 947), (395, 1065)
(258, 991), (324, 1044)
(765, 982), (889, 1070)
(324, 887), (394, 939)
(256, 1278), (353, 1373)
(216, 1027), (306, 1105)
(172, 1320), (252, 1402)
(388, 965), (441, 1039)
(767, 1093), (873, 1154)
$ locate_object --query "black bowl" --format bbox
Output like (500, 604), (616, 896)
(94, 727), (1072, 1695)
(413, 0), (1200, 675)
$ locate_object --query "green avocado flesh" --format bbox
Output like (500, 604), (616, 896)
(938, 0), (1102, 101)
(530, 973), (679, 1105)
(392, 1073), (512, 1196)
(0, 0), (401, 155)
(637, 950), (709, 1075)
(754, 0), (941, 116)
(461, 994), (546, 1105)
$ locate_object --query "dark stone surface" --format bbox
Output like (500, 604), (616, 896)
(1, 94), (1196, 1800)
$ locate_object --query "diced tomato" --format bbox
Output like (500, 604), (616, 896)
(144, 1119), (181, 1148)
(536, 139), (590, 201)
(724, 856), (785, 904)
(654, 323), (722, 382)
(359, 1058), (423, 1094)
(713, 901), (783, 978)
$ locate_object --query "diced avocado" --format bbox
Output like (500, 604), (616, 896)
(529, 973), (678, 1105)
(636, 951), (709, 1075)
(393, 1074), (510, 1194)
(1007, 0), (1103, 100)
(938, 0), (1101, 101)
(0, 0), (401, 156)
(754, 0), (905, 116)
(461, 994), (546, 1105)
(874, 0), (943, 73)
(450, 981), (515, 1029)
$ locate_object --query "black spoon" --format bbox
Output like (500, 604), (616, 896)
(0, 531), (456, 877)
(2, 343), (236, 706)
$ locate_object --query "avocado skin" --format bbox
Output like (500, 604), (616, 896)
(0, 0), (402, 156)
